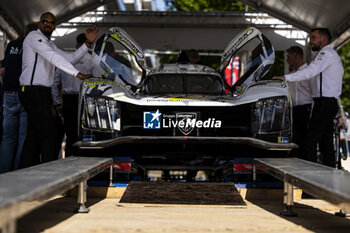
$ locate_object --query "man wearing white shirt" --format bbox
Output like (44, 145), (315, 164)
(274, 28), (344, 167)
(286, 46), (313, 158)
(52, 33), (100, 157)
(18, 12), (98, 168)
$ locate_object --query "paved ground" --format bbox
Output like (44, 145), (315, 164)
(341, 156), (350, 171)
(17, 189), (350, 233)
(17, 196), (350, 233)
(15, 157), (350, 233)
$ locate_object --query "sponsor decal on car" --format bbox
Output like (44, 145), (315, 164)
(251, 81), (287, 89)
(111, 30), (144, 59)
(168, 97), (205, 101)
(84, 80), (122, 86)
(222, 28), (255, 61)
(82, 135), (95, 141)
(175, 113), (197, 135)
(143, 110), (162, 129)
(278, 136), (289, 143)
(145, 99), (206, 102)
(143, 110), (222, 135)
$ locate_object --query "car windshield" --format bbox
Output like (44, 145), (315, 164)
(143, 74), (223, 95)
(94, 36), (143, 86)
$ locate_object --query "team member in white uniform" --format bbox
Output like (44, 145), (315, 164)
(285, 46), (313, 157)
(52, 33), (100, 157)
(18, 12), (98, 168)
(274, 28), (344, 167)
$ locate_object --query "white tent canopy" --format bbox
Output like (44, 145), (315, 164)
(239, 0), (350, 48)
(0, 0), (349, 48)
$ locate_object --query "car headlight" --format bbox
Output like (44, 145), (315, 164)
(82, 95), (121, 132)
(251, 96), (290, 133)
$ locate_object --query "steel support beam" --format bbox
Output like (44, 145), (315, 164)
(0, 14), (19, 40)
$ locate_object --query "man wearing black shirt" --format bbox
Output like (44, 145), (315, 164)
(0, 60), (4, 142)
(0, 23), (37, 173)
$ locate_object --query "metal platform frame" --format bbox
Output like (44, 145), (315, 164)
(0, 156), (113, 233)
(253, 157), (350, 217)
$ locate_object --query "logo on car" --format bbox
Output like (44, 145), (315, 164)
(175, 112), (197, 135)
(143, 110), (161, 129)
(143, 110), (222, 134)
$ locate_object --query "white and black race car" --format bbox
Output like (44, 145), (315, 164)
(74, 27), (297, 169)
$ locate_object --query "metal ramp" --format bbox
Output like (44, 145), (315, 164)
(0, 156), (113, 233)
(253, 157), (350, 216)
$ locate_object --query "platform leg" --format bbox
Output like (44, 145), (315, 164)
(335, 208), (350, 217)
(109, 164), (115, 187)
(1, 220), (16, 233)
(252, 164), (256, 187)
(75, 180), (90, 213)
(281, 181), (297, 216)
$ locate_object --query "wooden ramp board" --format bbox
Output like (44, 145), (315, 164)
(120, 181), (246, 206)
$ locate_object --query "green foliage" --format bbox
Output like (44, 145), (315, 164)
(165, 0), (246, 11)
(164, 0), (350, 110)
(200, 54), (221, 70)
(339, 41), (350, 112)
(158, 52), (178, 64)
(157, 51), (221, 70)
(263, 51), (285, 80)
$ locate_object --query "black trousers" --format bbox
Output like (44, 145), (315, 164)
(19, 86), (58, 168)
(62, 94), (79, 156)
(340, 139), (348, 157)
(292, 104), (312, 158)
(304, 97), (338, 167)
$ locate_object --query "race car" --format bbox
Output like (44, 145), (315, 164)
(74, 26), (297, 172)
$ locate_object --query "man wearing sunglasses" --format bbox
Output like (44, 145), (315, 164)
(18, 12), (99, 168)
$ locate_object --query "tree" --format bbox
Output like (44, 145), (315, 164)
(339, 41), (350, 112)
(263, 51), (284, 80)
(165, 0), (350, 105)
(163, 0), (259, 70)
